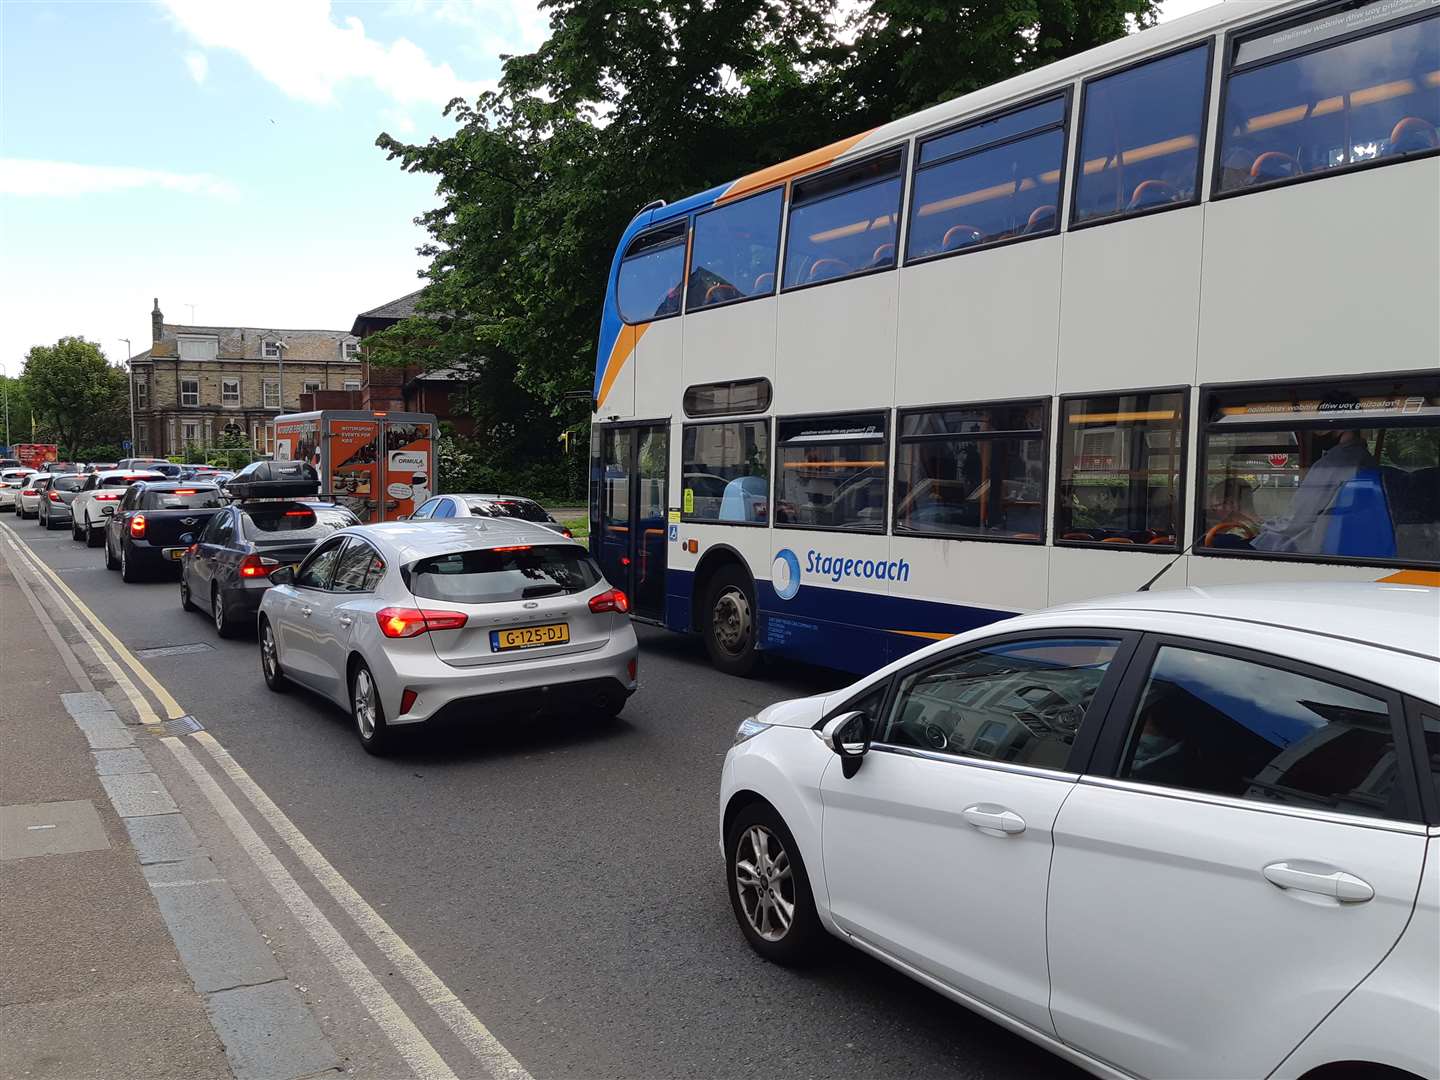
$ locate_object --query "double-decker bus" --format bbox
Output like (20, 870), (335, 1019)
(588, 0), (1440, 676)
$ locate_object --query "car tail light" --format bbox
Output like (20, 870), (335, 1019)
(188, 543), (199, 556)
(588, 588), (630, 614)
(375, 607), (469, 638)
(21, 488), (37, 497)
(238, 554), (279, 578)
(129, 513), (146, 538)
(399, 688), (418, 715)
(627, 657), (637, 681)
(173, 489), (197, 495)
(95, 492), (121, 502)
(47, 491), (60, 502)
(560, 527), (574, 539)
(491, 544), (532, 553)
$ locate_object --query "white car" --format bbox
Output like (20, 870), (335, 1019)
(0, 467), (38, 512)
(68, 469), (165, 546)
(258, 518), (639, 754)
(407, 493), (573, 537)
(721, 582), (1439, 1080)
(15, 473), (50, 519)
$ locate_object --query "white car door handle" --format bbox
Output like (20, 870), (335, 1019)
(338, 616), (353, 628)
(300, 606), (313, 617)
(962, 804), (1026, 835)
(1263, 862), (1374, 903)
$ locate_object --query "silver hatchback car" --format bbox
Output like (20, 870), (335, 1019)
(257, 518), (639, 754)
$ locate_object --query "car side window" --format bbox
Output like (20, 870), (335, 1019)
(121, 485), (142, 511)
(332, 540), (385, 593)
(434, 499), (456, 519)
(1117, 646), (1404, 821)
(201, 513), (228, 544)
(411, 498), (438, 521)
(1420, 712), (1440, 811)
(881, 637), (1122, 770)
(295, 538), (346, 590)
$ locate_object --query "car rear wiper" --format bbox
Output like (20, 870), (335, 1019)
(521, 583), (564, 598)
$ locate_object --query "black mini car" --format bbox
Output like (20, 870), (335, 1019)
(105, 482), (227, 582)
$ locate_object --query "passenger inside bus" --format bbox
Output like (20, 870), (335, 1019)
(1250, 431), (1379, 554)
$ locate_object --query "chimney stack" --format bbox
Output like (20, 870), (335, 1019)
(152, 298), (163, 342)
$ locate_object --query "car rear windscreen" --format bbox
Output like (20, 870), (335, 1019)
(51, 475), (83, 492)
(102, 474), (160, 487)
(241, 506), (356, 539)
(406, 545), (600, 604)
(143, 488), (225, 510)
(468, 499), (549, 522)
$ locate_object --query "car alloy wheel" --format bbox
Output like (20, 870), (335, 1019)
(734, 824), (795, 942)
(259, 620), (286, 692)
(353, 667), (377, 740)
(180, 575), (194, 611)
(212, 587), (236, 638)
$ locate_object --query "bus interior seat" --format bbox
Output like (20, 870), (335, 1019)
(942, 225), (984, 250)
(869, 243), (895, 268)
(1024, 205), (1056, 233)
(1128, 180), (1179, 211)
(1101, 536), (1135, 544)
(753, 272), (775, 294)
(1321, 470), (1396, 558)
(704, 283), (742, 306)
(1249, 151), (1302, 183)
(1388, 116), (1440, 156)
(1384, 465), (1440, 560)
(808, 258), (850, 282)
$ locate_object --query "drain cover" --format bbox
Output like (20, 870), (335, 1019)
(136, 643), (215, 659)
(158, 714), (204, 736)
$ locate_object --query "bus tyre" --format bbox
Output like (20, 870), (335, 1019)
(704, 564), (759, 677)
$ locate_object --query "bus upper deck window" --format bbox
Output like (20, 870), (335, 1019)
(1217, 1), (1440, 194)
(688, 188), (783, 311)
(782, 152), (904, 290)
(1199, 378), (1440, 566)
(1072, 42), (1211, 225)
(1055, 392), (1186, 550)
(907, 94), (1068, 261)
(617, 220), (688, 323)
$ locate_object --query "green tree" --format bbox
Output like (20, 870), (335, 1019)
(374, 0), (1158, 490)
(21, 338), (130, 458)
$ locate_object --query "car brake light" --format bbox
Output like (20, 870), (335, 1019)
(174, 489), (197, 495)
(627, 657), (637, 681)
(588, 588), (630, 614)
(399, 688), (418, 715)
(375, 607), (468, 638)
(284, 510), (312, 516)
(129, 513), (146, 538)
(238, 553), (279, 578)
(560, 527), (574, 539)
(95, 492), (121, 501)
(47, 491), (60, 502)
(491, 544), (532, 553)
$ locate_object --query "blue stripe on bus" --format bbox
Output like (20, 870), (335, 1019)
(663, 568), (1015, 674)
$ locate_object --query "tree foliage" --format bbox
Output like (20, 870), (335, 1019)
(375, 0), (1159, 496)
(21, 338), (130, 458)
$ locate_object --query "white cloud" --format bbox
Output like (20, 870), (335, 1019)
(159, 0), (490, 107)
(380, 107), (418, 135)
(392, 0), (550, 57)
(0, 159), (238, 199)
(184, 50), (208, 83)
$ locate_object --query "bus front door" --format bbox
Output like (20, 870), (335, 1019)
(596, 423), (668, 622)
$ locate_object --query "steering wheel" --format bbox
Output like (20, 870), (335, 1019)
(1203, 517), (1261, 547)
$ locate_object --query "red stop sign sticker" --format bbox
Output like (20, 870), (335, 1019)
(1269, 453), (1290, 468)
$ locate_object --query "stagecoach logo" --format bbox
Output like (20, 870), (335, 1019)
(772, 549), (802, 601)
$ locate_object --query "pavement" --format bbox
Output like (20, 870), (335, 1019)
(0, 511), (1084, 1080)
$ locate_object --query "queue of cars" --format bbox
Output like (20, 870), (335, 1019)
(13, 454), (1435, 1079)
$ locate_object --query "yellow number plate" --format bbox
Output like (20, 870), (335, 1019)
(492, 623), (570, 651)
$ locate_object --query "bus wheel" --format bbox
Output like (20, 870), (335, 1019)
(704, 564), (759, 677)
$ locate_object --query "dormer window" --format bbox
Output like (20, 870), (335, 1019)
(177, 335), (218, 361)
(263, 340), (282, 359)
(342, 340), (360, 361)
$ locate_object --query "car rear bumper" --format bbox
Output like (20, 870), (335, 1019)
(44, 503), (73, 520)
(369, 624), (640, 726)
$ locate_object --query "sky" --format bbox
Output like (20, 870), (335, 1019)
(1, 0), (1218, 372)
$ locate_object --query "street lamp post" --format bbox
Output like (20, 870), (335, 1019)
(118, 337), (134, 456)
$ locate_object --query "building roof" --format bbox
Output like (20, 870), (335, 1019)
(351, 288), (427, 336)
(149, 322), (357, 363)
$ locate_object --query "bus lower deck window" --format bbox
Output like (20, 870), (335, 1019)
(1056, 392), (1185, 549)
(776, 413), (889, 531)
(1199, 379), (1440, 565)
(681, 421), (771, 524)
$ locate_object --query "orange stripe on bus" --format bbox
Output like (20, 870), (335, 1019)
(890, 629), (953, 640)
(717, 130), (875, 204)
(1377, 570), (1440, 587)
(596, 322), (649, 411)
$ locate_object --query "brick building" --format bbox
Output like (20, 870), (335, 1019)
(129, 299), (363, 456)
(351, 290), (473, 436)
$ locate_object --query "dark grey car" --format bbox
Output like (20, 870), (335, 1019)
(36, 472), (85, 530)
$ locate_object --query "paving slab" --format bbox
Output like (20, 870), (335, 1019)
(68, 709), (134, 750)
(99, 770), (178, 818)
(0, 800), (110, 860)
(204, 981), (340, 1080)
(144, 857), (285, 992)
(91, 747), (150, 775)
(124, 812), (203, 865)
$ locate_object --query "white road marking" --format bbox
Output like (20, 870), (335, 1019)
(0, 521), (185, 719)
(194, 731), (534, 1080)
(162, 735), (459, 1080)
(26, 824), (58, 831)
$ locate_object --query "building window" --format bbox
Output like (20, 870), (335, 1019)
(783, 151), (903, 288)
(1072, 43), (1211, 225)
(135, 432), (149, 455)
(775, 412), (888, 531)
(343, 380), (362, 391)
(686, 188), (784, 309)
(683, 379), (772, 418)
(1216, 2), (1440, 194)
(681, 421), (770, 524)
(255, 423), (274, 454)
(221, 378), (240, 406)
(1197, 376), (1440, 565)
(182, 421), (200, 446)
(263, 340), (282, 359)
(617, 220), (688, 324)
(263, 379), (280, 409)
(895, 401), (1048, 541)
(1056, 391), (1186, 549)
(303, 380), (322, 394)
(181, 378), (200, 407)
(178, 336), (218, 361)
(134, 373), (149, 409)
(342, 341), (360, 361)
(907, 95), (1067, 261)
